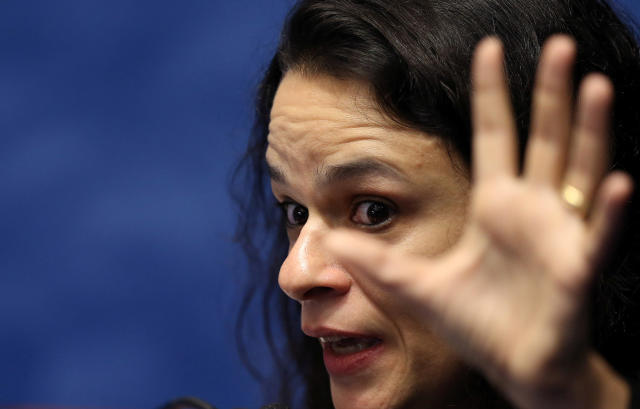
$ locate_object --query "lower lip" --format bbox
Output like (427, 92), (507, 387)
(322, 340), (384, 376)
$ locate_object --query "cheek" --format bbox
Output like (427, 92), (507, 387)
(386, 179), (470, 256)
(394, 208), (467, 257)
(402, 320), (469, 402)
(405, 324), (459, 371)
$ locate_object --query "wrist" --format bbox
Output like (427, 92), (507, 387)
(568, 352), (629, 409)
(510, 351), (630, 409)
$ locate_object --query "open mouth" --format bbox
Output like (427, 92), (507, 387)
(318, 334), (385, 375)
(319, 336), (382, 355)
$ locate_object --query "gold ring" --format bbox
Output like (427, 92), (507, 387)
(561, 184), (587, 214)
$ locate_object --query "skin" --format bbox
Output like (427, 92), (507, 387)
(267, 36), (632, 408)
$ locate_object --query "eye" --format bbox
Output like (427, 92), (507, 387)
(351, 200), (394, 226)
(280, 202), (309, 226)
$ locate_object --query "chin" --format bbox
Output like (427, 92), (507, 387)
(327, 363), (424, 409)
(330, 384), (397, 409)
(327, 356), (479, 409)
(329, 383), (435, 409)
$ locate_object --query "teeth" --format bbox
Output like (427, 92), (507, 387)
(332, 339), (371, 355)
(318, 336), (380, 355)
(319, 336), (345, 344)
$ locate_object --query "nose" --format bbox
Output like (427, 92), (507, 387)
(278, 222), (352, 302)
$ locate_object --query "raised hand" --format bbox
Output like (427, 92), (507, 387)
(323, 36), (632, 409)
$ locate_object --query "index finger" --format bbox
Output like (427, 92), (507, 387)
(471, 37), (519, 181)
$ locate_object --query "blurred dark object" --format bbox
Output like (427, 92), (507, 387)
(157, 396), (289, 409)
(158, 397), (217, 409)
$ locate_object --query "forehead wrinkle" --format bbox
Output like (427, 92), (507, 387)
(268, 122), (387, 164)
(315, 157), (409, 188)
(266, 153), (410, 191)
(269, 100), (364, 135)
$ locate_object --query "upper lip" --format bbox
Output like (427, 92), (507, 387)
(303, 326), (381, 340)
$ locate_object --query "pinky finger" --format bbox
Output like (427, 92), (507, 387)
(585, 172), (634, 270)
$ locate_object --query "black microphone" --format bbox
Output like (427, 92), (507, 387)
(158, 397), (290, 409)
(158, 397), (217, 409)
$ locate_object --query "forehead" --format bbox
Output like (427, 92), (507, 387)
(266, 72), (465, 187)
(270, 71), (379, 123)
(268, 72), (391, 157)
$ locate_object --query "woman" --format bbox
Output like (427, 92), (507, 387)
(234, 0), (640, 408)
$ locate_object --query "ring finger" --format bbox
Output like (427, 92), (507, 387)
(562, 74), (614, 217)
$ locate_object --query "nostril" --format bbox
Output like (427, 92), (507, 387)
(302, 286), (335, 300)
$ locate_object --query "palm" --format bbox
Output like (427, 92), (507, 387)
(429, 179), (590, 387)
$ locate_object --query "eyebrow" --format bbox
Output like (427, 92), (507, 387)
(267, 158), (409, 187)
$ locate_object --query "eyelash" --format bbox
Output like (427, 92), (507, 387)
(277, 199), (396, 229)
(351, 199), (396, 228)
(278, 201), (309, 227)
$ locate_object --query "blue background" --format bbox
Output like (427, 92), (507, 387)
(1, 1), (638, 408)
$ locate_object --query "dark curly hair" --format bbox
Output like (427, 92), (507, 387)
(232, 1), (640, 407)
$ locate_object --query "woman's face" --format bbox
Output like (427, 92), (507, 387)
(266, 72), (472, 409)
